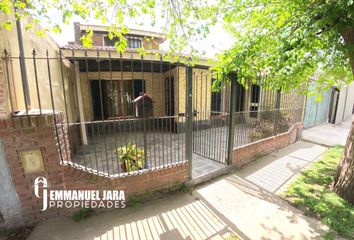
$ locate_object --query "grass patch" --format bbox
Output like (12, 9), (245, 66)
(128, 196), (142, 209)
(180, 184), (193, 194)
(282, 145), (354, 239)
(72, 208), (94, 222)
(223, 233), (241, 240)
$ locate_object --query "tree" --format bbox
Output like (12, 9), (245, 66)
(208, 0), (354, 204)
(1, 0), (354, 203)
(0, 0), (213, 58)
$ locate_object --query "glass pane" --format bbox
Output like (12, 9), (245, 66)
(122, 81), (133, 116)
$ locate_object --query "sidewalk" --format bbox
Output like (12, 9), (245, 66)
(236, 141), (328, 194)
(302, 118), (352, 146)
(28, 141), (329, 240)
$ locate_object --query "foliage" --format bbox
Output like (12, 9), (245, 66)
(282, 146), (354, 239)
(0, 0), (212, 58)
(128, 196), (142, 209)
(212, 0), (354, 93)
(249, 120), (274, 142)
(1, 0), (354, 93)
(249, 111), (291, 142)
(72, 208), (94, 222)
(223, 233), (241, 240)
(1, 0), (353, 91)
(180, 184), (193, 194)
(116, 142), (145, 172)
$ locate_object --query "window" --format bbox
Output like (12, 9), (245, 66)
(104, 36), (141, 48)
(127, 37), (142, 48)
(90, 80), (145, 120)
(249, 84), (261, 118)
(104, 36), (119, 47)
(103, 35), (142, 49)
(211, 78), (222, 114)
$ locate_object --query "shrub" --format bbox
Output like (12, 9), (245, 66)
(128, 196), (142, 209)
(249, 111), (292, 142)
(117, 142), (145, 172)
(249, 120), (274, 142)
(72, 208), (94, 222)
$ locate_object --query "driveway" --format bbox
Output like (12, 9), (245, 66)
(302, 117), (352, 146)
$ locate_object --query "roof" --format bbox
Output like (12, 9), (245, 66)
(60, 44), (214, 67)
(77, 23), (166, 41)
(133, 94), (154, 103)
(61, 44), (162, 53)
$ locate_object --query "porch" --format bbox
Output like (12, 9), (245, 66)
(66, 107), (302, 179)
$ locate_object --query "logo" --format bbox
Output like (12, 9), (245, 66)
(34, 177), (125, 211)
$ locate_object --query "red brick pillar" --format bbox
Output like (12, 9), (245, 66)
(0, 113), (71, 224)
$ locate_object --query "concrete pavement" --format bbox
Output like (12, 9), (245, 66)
(236, 141), (328, 194)
(28, 140), (329, 240)
(302, 117), (352, 146)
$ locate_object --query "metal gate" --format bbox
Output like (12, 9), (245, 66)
(303, 85), (331, 128)
(189, 69), (229, 164)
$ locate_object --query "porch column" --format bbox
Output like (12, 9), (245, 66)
(74, 61), (88, 145)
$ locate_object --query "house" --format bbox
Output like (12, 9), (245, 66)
(0, 19), (306, 176)
(60, 23), (215, 123)
(0, 17), (306, 228)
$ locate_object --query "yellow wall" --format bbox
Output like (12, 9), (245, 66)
(80, 71), (166, 121)
(79, 66), (213, 122)
(173, 67), (213, 122)
(0, 13), (79, 122)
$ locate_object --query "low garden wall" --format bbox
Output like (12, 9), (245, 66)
(232, 122), (303, 167)
(0, 113), (188, 228)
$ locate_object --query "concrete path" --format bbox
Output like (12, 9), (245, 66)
(236, 141), (327, 194)
(29, 141), (328, 240)
(192, 154), (225, 179)
(302, 117), (352, 146)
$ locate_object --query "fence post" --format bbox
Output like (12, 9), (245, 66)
(273, 89), (281, 135)
(15, 10), (31, 111)
(185, 66), (193, 179)
(227, 71), (238, 165)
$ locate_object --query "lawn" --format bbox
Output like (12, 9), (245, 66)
(282, 145), (354, 240)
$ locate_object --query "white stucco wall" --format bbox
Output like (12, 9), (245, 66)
(335, 83), (354, 124)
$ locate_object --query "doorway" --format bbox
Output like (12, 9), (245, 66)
(328, 87), (340, 124)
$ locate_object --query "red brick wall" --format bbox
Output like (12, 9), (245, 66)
(232, 122), (303, 167)
(0, 113), (188, 225)
(142, 37), (161, 50)
(92, 35), (104, 46)
(79, 31), (162, 50)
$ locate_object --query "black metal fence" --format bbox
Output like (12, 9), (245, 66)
(232, 108), (303, 147)
(2, 48), (304, 177)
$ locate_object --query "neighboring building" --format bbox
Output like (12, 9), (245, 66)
(60, 23), (304, 125)
(303, 83), (354, 128)
(60, 23), (214, 125)
(329, 84), (354, 124)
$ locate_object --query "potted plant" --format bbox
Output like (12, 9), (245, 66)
(116, 142), (146, 172)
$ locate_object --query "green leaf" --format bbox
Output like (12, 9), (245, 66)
(25, 23), (34, 30)
(2, 20), (13, 30)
